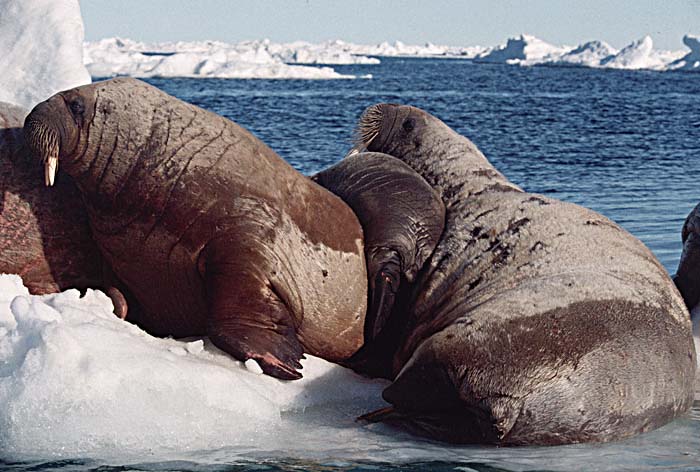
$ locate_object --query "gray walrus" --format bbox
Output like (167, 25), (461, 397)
(0, 100), (127, 317)
(23, 77), (367, 380)
(313, 152), (445, 344)
(348, 103), (695, 445)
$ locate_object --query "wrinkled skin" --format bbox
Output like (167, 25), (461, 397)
(674, 203), (700, 312)
(313, 152), (445, 370)
(0, 101), (127, 317)
(24, 78), (368, 380)
(349, 103), (695, 445)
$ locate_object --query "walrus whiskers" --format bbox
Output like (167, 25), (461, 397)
(354, 104), (384, 149)
(24, 119), (60, 186)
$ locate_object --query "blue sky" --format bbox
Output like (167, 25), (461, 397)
(80, 0), (700, 50)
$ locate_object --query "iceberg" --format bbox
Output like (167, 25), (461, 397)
(475, 34), (570, 65)
(0, 0), (90, 109)
(83, 38), (361, 79)
(600, 35), (670, 70)
(553, 40), (618, 67)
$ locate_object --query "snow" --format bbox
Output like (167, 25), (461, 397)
(476, 34), (569, 65)
(599, 36), (669, 70)
(83, 38), (363, 79)
(81, 34), (700, 77)
(0, 0), (90, 109)
(0, 274), (390, 461)
(553, 40), (619, 67)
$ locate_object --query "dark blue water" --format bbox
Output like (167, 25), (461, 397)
(9, 60), (699, 471)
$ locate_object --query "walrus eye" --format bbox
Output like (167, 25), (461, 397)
(402, 118), (415, 132)
(70, 99), (85, 116)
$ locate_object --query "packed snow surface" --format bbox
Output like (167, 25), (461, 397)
(0, 274), (392, 461)
(0, 0), (90, 108)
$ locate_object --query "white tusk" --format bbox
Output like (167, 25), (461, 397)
(343, 146), (363, 159)
(45, 155), (58, 187)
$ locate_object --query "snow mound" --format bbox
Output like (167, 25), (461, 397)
(600, 35), (669, 70)
(669, 35), (700, 71)
(0, 274), (388, 460)
(476, 34), (570, 65)
(348, 40), (487, 58)
(83, 38), (371, 79)
(266, 40), (380, 65)
(553, 40), (618, 67)
(0, 0), (91, 109)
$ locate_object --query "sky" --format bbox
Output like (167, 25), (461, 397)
(80, 0), (700, 51)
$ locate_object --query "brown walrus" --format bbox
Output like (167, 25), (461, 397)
(23, 78), (367, 380)
(347, 103), (695, 445)
(0, 100), (127, 317)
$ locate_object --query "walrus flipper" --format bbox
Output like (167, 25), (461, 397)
(204, 237), (304, 380)
(674, 203), (700, 311)
(365, 248), (402, 340)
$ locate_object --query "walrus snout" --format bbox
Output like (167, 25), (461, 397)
(24, 101), (62, 186)
(24, 92), (87, 187)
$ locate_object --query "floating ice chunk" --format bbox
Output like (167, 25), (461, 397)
(0, 0), (90, 109)
(245, 358), (264, 374)
(600, 36), (666, 70)
(0, 274), (388, 460)
(83, 38), (365, 79)
(476, 34), (570, 65)
(553, 40), (618, 67)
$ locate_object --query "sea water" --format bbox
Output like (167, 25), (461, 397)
(3, 58), (699, 471)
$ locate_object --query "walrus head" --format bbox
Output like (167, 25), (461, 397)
(348, 103), (516, 204)
(24, 85), (97, 186)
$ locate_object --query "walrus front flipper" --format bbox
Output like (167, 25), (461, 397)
(204, 237), (304, 380)
(366, 249), (401, 340)
(314, 152), (445, 341)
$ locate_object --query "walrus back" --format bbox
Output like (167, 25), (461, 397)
(388, 190), (695, 445)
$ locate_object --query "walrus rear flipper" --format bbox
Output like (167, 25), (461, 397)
(204, 237), (304, 380)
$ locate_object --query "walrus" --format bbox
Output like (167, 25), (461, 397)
(0, 101), (127, 317)
(347, 103), (696, 445)
(23, 77), (368, 380)
(312, 152), (445, 345)
(675, 203), (700, 313)
(673, 203), (700, 368)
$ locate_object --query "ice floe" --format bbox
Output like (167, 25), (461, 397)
(0, 274), (389, 460)
(83, 38), (362, 79)
(0, 0), (90, 109)
(82, 33), (700, 78)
